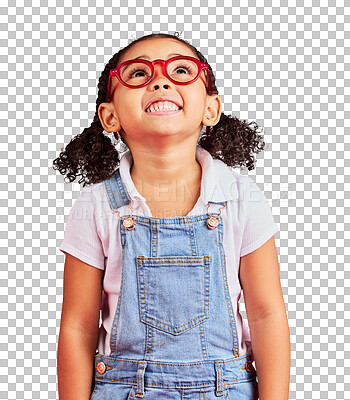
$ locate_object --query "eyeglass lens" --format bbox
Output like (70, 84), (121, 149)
(120, 58), (199, 86)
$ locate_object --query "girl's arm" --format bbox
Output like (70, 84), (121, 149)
(239, 236), (290, 400)
(57, 253), (104, 400)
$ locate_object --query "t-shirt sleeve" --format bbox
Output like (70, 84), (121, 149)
(59, 185), (105, 270)
(240, 176), (279, 257)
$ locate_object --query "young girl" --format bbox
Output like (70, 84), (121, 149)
(55, 32), (290, 400)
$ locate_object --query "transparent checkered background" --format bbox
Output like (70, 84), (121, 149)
(1, 0), (349, 399)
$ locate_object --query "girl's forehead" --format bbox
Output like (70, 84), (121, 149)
(119, 38), (196, 63)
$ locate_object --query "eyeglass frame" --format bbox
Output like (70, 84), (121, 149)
(106, 55), (212, 102)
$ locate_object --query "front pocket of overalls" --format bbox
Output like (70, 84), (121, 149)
(137, 255), (210, 335)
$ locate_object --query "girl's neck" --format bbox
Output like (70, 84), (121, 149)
(129, 146), (202, 200)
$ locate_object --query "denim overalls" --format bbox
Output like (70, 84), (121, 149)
(90, 169), (259, 400)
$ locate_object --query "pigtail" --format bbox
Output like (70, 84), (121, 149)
(53, 120), (120, 187)
(198, 112), (265, 171)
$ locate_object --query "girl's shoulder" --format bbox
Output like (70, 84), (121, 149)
(210, 158), (255, 203)
(79, 180), (106, 199)
(76, 178), (111, 212)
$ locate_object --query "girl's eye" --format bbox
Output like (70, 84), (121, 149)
(127, 68), (149, 79)
(174, 65), (193, 74)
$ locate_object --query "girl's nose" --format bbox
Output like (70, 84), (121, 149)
(150, 63), (173, 90)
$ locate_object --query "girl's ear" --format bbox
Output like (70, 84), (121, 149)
(202, 95), (222, 126)
(98, 102), (121, 132)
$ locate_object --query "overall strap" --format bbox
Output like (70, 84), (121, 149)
(103, 168), (131, 211)
(208, 201), (226, 207)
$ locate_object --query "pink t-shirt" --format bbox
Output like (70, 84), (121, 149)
(59, 146), (279, 358)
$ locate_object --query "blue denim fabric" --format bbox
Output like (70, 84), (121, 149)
(90, 169), (258, 399)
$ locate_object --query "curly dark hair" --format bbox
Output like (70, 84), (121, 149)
(52, 32), (265, 186)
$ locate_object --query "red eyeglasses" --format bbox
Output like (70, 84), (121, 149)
(107, 56), (212, 101)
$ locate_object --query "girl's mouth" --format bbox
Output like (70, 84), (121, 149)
(145, 109), (182, 116)
(145, 100), (183, 115)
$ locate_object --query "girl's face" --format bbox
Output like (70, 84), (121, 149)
(100, 38), (221, 148)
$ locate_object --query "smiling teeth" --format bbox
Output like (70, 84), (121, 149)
(146, 101), (180, 112)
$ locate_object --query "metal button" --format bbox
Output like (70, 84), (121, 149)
(245, 360), (253, 373)
(123, 217), (136, 230)
(96, 361), (106, 375)
(207, 216), (219, 229)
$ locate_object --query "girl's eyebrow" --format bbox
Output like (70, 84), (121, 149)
(133, 53), (186, 60)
